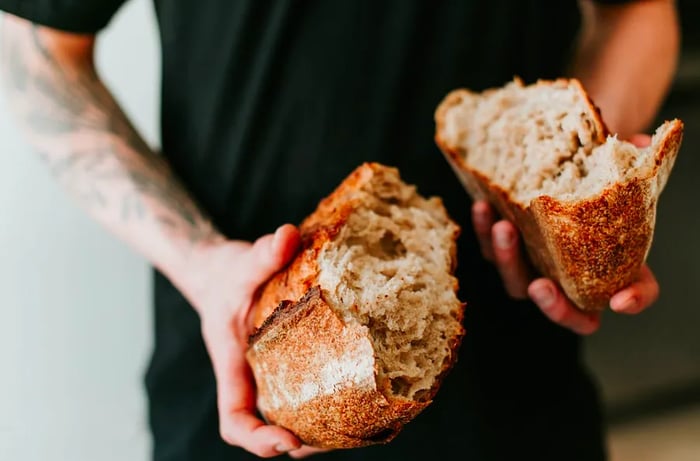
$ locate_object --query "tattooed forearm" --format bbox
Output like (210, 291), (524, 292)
(1, 19), (218, 271)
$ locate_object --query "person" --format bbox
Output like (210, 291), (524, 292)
(0, 0), (678, 460)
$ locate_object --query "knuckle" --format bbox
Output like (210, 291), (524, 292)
(252, 446), (279, 458)
(495, 256), (520, 278)
(549, 310), (566, 324)
(494, 249), (515, 265)
(546, 305), (567, 323)
(574, 320), (594, 334)
(650, 283), (660, 303)
(577, 322), (599, 336)
(219, 427), (238, 446)
(219, 423), (281, 458)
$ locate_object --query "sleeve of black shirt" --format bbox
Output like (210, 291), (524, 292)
(0, 0), (128, 34)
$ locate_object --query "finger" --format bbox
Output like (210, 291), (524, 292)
(472, 201), (496, 262)
(221, 411), (301, 457)
(610, 264), (659, 315)
(288, 446), (331, 459)
(208, 331), (301, 457)
(528, 278), (601, 335)
(629, 133), (652, 148)
(491, 220), (531, 298)
(240, 224), (301, 288)
(271, 223), (302, 264)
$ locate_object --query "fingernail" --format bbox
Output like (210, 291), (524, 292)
(275, 443), (293, 453)
(494, 228), (514, 250)
(612, 295), (637, 312)
(531, 284), (555, 310)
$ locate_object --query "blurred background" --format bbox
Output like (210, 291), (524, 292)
(0, 1), (697, 460)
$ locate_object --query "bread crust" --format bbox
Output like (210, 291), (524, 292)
(253, 163), (380, 328)
(246, 163), (463, 448)
(247, 287), (428, 448)
(435, 79), (684, 310)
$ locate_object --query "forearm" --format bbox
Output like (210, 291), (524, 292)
(571, 0), (680, 137)
(1, 17), (221, 285)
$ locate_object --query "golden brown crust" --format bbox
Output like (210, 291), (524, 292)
(435, 79), (684, 311)
(247, 287), (428, 448)
(253, 164), (380, 328)
(247, 162), (463, 448)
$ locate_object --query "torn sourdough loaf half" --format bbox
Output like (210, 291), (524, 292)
(435, 78), (683, 311)
(246, 163), (464, 449)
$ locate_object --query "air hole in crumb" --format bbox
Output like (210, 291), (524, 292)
(409, 283), (426, 292)
(373, 205), (392, 217)
(412, 389), (431, 402)
(345, 236), (364, 247)
(570, 132), (583, 151)
(390, 377), (411, 396)
(384, 196), (401, 205)
(378, 231), (406, 258)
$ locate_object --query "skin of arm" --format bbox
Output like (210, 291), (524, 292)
(573, 0), (680, 138)
(1, 17), (216, 279)
(473, 0), (679, 334)
(1, 15), (321, 458)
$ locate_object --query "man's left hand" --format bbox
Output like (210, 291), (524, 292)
(472, 198), (660, 336)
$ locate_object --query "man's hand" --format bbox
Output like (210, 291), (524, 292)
(471, 134), (660, 334)
(175, 224), (324, 458)
(472, 201), (660, 335)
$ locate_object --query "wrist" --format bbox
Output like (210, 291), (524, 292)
(160, 230), (230, 311)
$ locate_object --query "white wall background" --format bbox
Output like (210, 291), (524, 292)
(0, 1), (158, 460)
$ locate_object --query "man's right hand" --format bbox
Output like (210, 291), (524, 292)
(176, 224), (323, 458)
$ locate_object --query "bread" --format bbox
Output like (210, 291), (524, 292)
(435, 78), (683, 311)
(246, 163), (464, 449)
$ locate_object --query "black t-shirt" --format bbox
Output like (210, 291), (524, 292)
(1, 1), (633, 460)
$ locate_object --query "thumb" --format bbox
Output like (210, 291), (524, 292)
(629, 133), (652, 148)
(240, 224), (300, 290)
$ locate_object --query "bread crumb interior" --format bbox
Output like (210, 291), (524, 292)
(317, 169), (462, 401)
(440, 80), (654, 203)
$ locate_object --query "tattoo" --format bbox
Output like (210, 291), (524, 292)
(1, 22), (215, 245)
(5, 35), (27, 91)
(25, 112), (77, 134)
(30, 26), (52, 61)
